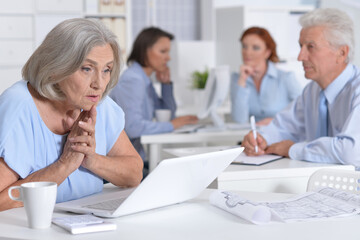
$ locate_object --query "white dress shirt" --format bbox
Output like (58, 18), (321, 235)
(260, 64), (360, 167)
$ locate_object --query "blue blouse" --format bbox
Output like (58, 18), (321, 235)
(230, 61), (302, 123)
(110, 62), (176, 160)
(0, 81), (124, 202)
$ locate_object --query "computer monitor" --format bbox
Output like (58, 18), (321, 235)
(197, 65), (230, 130)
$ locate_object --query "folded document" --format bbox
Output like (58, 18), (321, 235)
(210, 188), (360, 224)
(209, 190), (273, 224)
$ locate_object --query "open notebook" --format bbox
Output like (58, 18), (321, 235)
(55, 147), (244, 218)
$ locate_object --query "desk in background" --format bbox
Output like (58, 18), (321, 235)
(219, 158), (354, 193)
(164, 146), (355, 193)
(1, 189), (359, 240)
(141, 129), (249, 171)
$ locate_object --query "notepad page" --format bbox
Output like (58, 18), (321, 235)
(232, 153), (282, 165)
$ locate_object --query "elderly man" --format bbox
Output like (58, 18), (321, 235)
(242, 8), (360, 167)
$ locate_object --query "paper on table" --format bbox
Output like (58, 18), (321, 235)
(264, 187), (360, 222)
(209, 191), (272, 225)
(232, 152), (282, 165)
(210, 188), (360, 224)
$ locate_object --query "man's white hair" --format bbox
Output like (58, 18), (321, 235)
(299, 8), (354, 62)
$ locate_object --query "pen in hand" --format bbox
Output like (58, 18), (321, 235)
(250, 116), (258, 153)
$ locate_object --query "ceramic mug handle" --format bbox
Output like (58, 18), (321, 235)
(8, 186), (22, 201)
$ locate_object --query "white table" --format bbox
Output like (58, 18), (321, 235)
(1, 189), (359, 240)
(164, 146), (355, 193)
(141, 129), (249, 171)
(219, 158), (354, 193)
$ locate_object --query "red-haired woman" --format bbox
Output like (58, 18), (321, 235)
(231, 27), (302, 125)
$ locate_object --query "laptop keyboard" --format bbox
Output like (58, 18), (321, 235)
(82, 198), (126, 211)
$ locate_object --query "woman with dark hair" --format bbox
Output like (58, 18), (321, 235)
(110, 27), (198, 162)
(231, 27), (302, 125)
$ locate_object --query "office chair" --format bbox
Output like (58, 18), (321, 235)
(307, 168), (360, 194)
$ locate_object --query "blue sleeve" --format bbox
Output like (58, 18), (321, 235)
(0, 82), (43, 178)
(288, 84), (360, 167)
(110, 72), (173, 139)
(0, 105), (36, 178)
(96, 97), (125, 154)
(159, 83), (177, 119)
(230, 72), (250, 123)
(260, 92), (306, 145)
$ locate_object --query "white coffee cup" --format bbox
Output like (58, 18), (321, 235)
(8, 182), (57, 229)
(155, 109), (171, 122)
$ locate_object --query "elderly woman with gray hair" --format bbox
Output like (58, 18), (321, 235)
(0, 18), (143, 211)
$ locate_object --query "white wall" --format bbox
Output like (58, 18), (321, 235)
(200, 0), (318, 44)
(169, 41), (215, 109)
(213, 0), (316, 8)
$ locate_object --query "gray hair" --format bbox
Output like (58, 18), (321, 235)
(299, 8), (354, 63)
(22, 18), (122, 100)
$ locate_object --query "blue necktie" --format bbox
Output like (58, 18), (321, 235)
(317, 91), (328, 137)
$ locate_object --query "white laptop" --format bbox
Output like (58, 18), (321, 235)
(55, 147), (244, 218)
